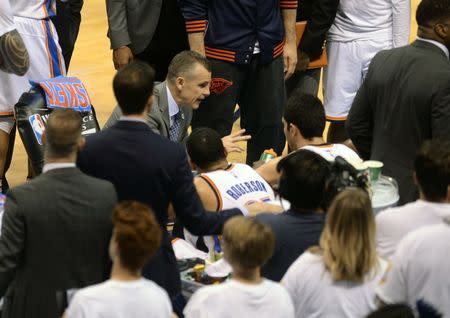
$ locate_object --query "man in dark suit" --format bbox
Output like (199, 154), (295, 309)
(106, 0), (189, 81)
(286, 0), (339, 97)
(77, 61), (243, 313)
(105, 51), (250, 150)
(347, 0), (450, 205)
(0, 109), (118, 318)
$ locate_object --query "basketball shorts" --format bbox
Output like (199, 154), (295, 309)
(0, 16), (65, 126)
(322, 38), (391, 121)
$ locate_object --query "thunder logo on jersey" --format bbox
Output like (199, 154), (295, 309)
(226, 180), (269, 200)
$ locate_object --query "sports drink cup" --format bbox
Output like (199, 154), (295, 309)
(260, 148), (277, 163)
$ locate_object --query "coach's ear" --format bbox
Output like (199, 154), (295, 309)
(77, 136), (86, 151)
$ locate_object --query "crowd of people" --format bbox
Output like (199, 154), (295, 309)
(0, 0), (449, 317)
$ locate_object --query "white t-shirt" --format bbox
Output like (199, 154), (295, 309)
(376, 223), (450, 317)
(66, 278), (172, 318)
(184, 279), (295, 318)
(0, 1), (14, 37)
(327, 0), (410, 47)
(301, 144), (362, 165)
(282, 251), (389, 318)
(376, 200), (450, 260)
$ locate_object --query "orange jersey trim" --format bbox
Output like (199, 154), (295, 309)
(199, 175), (223, 211)
(326, 115), (348, 121)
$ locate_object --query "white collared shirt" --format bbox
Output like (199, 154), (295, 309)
(42, 162), (76, 173)
(118, 116), (148, 124)
(417, 37), (450, 59)
(166, 86), (180, 126)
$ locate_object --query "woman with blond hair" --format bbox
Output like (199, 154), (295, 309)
(282, 188), (389, 318)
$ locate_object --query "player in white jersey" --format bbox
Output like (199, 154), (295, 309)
(0, 0), (31, 192)
(185, 127), (275, 253)
(324, 0), (410, 142)
(0, 0), (65, 191)
(257, 93), (362, 186)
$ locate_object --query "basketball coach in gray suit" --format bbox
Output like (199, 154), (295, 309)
(347, 0), (450, 205)
(0, 109), (117, 318)
(105, 51), (250, 149)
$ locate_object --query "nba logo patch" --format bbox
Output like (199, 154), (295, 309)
(29, 114), (46, 145)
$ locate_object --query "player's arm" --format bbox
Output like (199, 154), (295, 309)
(281, 1), (298, 79)
(391, 0), (411, 47)
(0, 29), (29, 76)
(193, 176), (220, 212)
(256, 156), (283, 188)
(178, 0), (208, 56)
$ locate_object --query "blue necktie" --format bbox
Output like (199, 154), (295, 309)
(169, 112), (182, 142)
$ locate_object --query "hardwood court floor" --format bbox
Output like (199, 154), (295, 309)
(6, 0), (421, 187)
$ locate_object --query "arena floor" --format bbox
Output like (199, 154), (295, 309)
(6, 0), (420, 187)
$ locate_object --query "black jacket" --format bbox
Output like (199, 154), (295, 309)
(297, 0), (339, 60)
(347, 40), (450, 204)
(77, 120), (242, 298)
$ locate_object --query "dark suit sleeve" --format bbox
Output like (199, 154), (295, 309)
(298, 0), (339, 60)
(431, 80), (450, 138)
(0, 191), (26, 296)
(346, 72), (373, 160)
(170, 146), (242, 236)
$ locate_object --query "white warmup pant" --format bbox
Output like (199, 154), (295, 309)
(322, 38), (392, 121)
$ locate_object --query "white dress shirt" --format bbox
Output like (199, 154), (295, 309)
(42, 162), (76, 173)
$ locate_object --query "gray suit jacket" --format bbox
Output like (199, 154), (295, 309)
(106, 0), (162, 54)
(0, 167), (118, 318)
(104, 82), (193, 143)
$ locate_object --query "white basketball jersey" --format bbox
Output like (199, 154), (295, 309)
(301, 144), (362, 164)
(0, 1), (14, 37)
(199, 163), (275, 213)
(13, 0), (56, 20)
(185, 163), (275, 255)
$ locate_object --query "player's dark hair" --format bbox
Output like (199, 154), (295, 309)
(186, 127), (226, 170)
(283, 93), (326, 139)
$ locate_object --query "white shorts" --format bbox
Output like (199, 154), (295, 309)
(0, 117), (14, 134)
(0, 16), (65, 116)
(322, 39), (392, 121)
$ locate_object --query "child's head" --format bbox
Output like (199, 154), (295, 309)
(110, 201), (162, 273)
(222, 216), (275, 275)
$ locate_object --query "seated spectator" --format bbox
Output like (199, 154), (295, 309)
(257, 92), (361, 187)
(376, 220), (450, 317)
(65, 201), (174, 318)
(184, 127), (275, 253)
(257, 150), (329, 281)
(282, 189), (389, 318)
(366, 304), (414, 318)
(184, 216), (295, 318)
(376, 139), (450, 259)
(0, 109), (118, 318)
